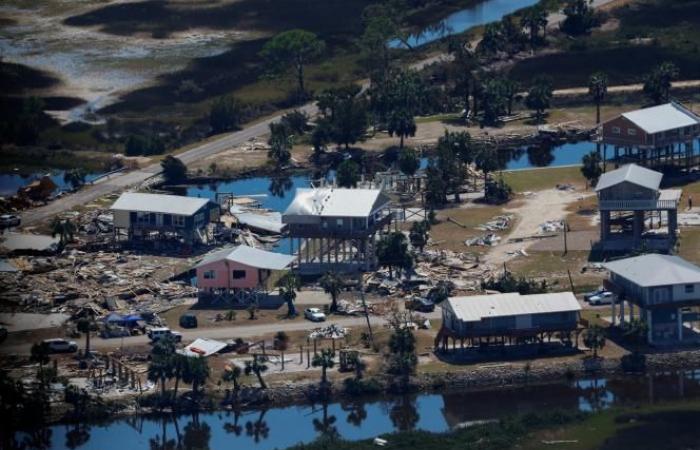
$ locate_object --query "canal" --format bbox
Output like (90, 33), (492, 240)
(16, 369), (700, 450)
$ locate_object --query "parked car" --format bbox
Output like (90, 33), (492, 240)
(42, 338), (78, 353)
(304, 307), (326, 322)
(584, 288), (607, 301)
(0, 214), (20, 228)
(179, 313), (198, 329)
(406, 297), (435, 313)
(147, 327), (182, 342)
(589, 291), (615, 306)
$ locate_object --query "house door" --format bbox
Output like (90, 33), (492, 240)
(155, 214), (164, 226)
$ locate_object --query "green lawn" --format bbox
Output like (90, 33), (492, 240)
(502, 166), (587, 193)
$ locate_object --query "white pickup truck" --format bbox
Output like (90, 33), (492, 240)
(147, 327), (182, 343)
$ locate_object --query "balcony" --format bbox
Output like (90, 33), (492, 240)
(598, 199), (678, 211)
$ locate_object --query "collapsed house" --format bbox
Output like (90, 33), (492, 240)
(595, 164), (680, 251)
(111, 192), (220, 246)
(604, 254), (700, 345)
(282, 187), (392, 274)
(436, 292), (581, 350)
(601, 102), (700, 169)
(195, 245), (294, 305)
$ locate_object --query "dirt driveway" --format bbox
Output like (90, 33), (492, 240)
(484, 188), (594, 265)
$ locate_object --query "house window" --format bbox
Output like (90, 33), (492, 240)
(203, 270), (216, 280)
(232, 270), (246, 279)
(627, 128), (637, 136)
(336, 218), (343, 227)
(685, 284), (695, 294)
(194, 212), (204, 226)
(612, 126), (621, 134)
(173, 215), (185, 227)
(136, 212), (150, 225)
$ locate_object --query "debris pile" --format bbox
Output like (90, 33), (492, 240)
(475, 214), (513, 232)
(465, 233), (501, 247)
(308, 324), (348, 340)
(539, 220), (565, 233)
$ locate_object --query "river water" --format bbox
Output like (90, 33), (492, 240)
(0, 170), (103, 197)
(391, 0), (539, 48)
(13, 369), (700, 450)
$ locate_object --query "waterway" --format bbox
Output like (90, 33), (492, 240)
(13, 369), (700, 450)
(0, 170), (103, 197)
(391, 0), (540, 48)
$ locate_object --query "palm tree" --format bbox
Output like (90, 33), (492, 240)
(222, 365), (242, 394)
(63, 169), (86, 191)
(588, 72), (608, 125)
(278, 272), (299, 317)
(50, 218), (76, 247)
(583, 325), (607, 358)
(76, 314), (96, 357)
(319, 272), (343, 313)
(182, 356), (210, 396)
(30, 341), (50, 389)
(387, 108), (416, 149)
(148, 337), (175, 401)
(311, 348), (335, 386)
(171, 353), (187, 403)
(409, 220), (429, 253)
(245, 356), (268, 389)
(267, 122), (293, 167)
(521, 6), (548, 48)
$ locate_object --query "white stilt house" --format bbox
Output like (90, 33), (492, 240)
(604, 254), (700, 345)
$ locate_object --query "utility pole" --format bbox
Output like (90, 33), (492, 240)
(358, 270), (374, 346)
(563, 220), (568, 256)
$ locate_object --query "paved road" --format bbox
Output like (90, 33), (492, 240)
(20, 102), (320, 227)
(0, 310), (441, 355)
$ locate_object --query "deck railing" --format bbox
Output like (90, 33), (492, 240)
(598, 199), (678, 211)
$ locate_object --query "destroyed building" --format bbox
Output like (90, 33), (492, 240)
(111, 192), (220, 246)
(282, 188), (392, 274)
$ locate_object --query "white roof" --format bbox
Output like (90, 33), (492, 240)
(284, 188), (390, 218)
(604, 254), (700, 287)
(621, 102), (700, 134)
(447, 292), (581, 323)
(196, 245), (294, 270)
(595, 164), (662, 192)
(111, 192), (211, 216)
(178, 338), (227, 357)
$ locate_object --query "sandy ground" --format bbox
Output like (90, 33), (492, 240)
(484, 188), (595, 265)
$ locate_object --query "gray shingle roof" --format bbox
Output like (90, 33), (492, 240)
(111, 193), (212, 216)
(196, 245), (294, 270)
(604, 254), (700, 287)
(595, 164), (663, 192)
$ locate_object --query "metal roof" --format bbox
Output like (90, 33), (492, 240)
(446, 292), (581, 323)
(595, 164), (663, 192)
(621, 102), (700, 134)
(284, 188), (390, 218)
(111, 192), (212, 216)
(196, 245), (294, 270)
(604, 254), (700, 287)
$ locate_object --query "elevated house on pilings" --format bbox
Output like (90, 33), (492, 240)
(282, 187), (392, 275)
(194, 245), (294, 306)
(435, 292), (582, 352)
(600, 102), (700, 170)
(595, 164), (680, 252)
(111, 192), (220, 247)
(603, 254), (700, 346)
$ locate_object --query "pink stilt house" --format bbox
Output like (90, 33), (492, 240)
(195, 245), (294, 305)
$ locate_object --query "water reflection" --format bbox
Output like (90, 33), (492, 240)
(268, 175), (294, 199)
(182, 414), (211, 450)
(65, 424), (90, 450)
(389, 396), (420, 432)
(149, 417), (177, 450)
(526, 144), (555, 167)
(312, 402), (339, 443)
(341, 400), (368, 428)
(244, 410), (270, 444)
